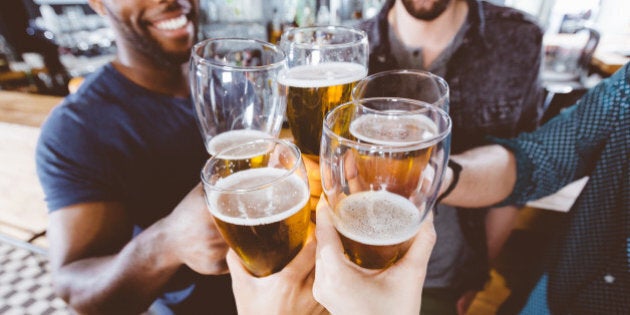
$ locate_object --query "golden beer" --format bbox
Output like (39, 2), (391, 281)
(206, 129), (273, 170)
(334, 190), (421, 269)
(207, 129), (274, 156)
(349, 114), (437, 197)
(206, 167), (311, 277)
(279, 62), (367, 159)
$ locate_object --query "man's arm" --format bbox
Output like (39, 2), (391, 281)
(48, 184), (229, 314)
(440, 145), (517, 209)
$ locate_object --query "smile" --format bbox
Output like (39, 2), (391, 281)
(154, 15), (188, 31)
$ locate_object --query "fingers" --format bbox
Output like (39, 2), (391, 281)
(315, 198), (343, 256)
(226, 249), (247, 280)
(398, 211), (436, 271)
(304, 156), (322, 211)
(303, 155), (321, 183)
(282, 224), (317, 279)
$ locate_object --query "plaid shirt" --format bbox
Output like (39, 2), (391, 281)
(495, 63), (630, 314)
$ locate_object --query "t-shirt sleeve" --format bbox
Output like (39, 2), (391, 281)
(492, 63), (629, 206)
(35, 102), (123, 212)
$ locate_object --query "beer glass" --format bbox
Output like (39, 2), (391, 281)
(201, 138), (311, 277)
(353, 70), (451, 156)
(320, 98), (451, 269)
(279, 26), (368, 159)
(352, 69), (450, 111)
(190, 38), (287, 156)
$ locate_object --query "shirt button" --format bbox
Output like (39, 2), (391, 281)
(604, 274), (615, 284)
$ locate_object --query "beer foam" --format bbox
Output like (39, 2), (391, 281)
(335, 190), (421, 246)
(206, 167), (310, 226)
(207, 129), (273, 157)
(350, 114), (437, 146)
(278, 62), (367, 88)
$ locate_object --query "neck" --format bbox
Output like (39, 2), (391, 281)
(113, 46), (189, 98)
(389, 0), (468, 49)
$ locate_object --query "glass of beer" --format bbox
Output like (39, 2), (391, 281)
(353, 70), (451, 156)
(320, 98), (451, 269)
(201, 138), (311, 277)
(190, 38), (287, 156)
(352, 69), (450, 111)
(279, 26), (368, 160)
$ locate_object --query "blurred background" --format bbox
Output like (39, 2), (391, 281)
(0, 0), (628, 98)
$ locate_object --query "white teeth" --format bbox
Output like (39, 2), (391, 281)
(154, 15), (188, 30)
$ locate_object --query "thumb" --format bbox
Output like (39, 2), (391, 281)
(226, 249), (249, 281)
(398, 211), (436, 271)
(280, 224), (317, 279)
(315, 197), (344, 259)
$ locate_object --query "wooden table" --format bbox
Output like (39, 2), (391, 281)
(0, 90), (62, 127)
(591, 50), (629, 76)
(0, 91), (62, 246)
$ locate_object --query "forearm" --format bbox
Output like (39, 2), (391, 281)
(441, 145), (517, 208)
(54, 219), (181, 314)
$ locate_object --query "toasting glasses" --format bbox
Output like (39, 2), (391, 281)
(190, 38), (287, 155)
(278, 26), (368, 160)
(320, 97), (451, 269)
(201, 138), (310, 277)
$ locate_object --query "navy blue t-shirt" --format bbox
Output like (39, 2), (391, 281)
(36, 63), (236, 314)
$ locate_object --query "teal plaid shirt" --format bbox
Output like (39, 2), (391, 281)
(494, 63), (629, 314)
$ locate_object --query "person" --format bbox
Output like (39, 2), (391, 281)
(35, 0), (237, 313)
(357, 1), (544, 313)
(226, 198), (437, 315)
(439, 63), (629, 314)
(231, 62), (628, 315)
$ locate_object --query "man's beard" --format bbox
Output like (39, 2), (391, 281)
(125, 26), (192, 69)
(108, 7), (196, 69)
(401, 0), (452, 21)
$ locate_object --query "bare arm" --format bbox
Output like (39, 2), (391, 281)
(440, 145), (517, 208)
(48, 183), (229, 314)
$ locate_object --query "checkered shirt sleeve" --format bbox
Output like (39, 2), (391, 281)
(493, 63), (629, 206)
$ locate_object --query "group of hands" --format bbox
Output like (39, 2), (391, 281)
(167, 175), (437, 315)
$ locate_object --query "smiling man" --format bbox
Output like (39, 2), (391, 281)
(35, 0), (237, 313)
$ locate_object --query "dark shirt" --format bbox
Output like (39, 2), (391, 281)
(36, 63), (236, 314)
(359, 0), (544, 154)
(358, 0), (545, 292)
(495, 63), (629, 314)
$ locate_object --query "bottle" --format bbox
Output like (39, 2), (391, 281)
(316, 4), (330, 26)
(267, 8), (282, 44)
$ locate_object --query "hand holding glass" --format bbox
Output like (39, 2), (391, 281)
(201, 139), (311, 277)
(320, 98), (451, 269)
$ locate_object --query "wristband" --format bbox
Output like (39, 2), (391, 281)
(437, 160), (462, 204)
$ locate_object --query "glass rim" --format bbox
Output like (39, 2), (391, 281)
(280, 25), (368, 50)
(352, 69), (450, 105)
(323, 97), (452, 152)
(191, 37), (286, 71)
(200, 138), (304, 194)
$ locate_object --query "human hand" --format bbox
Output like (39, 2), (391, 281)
(312, 198), (436, 315)
(161, 183), (230, 275)
(227, 227), (328, 315)
(303, 155), (322, 211)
